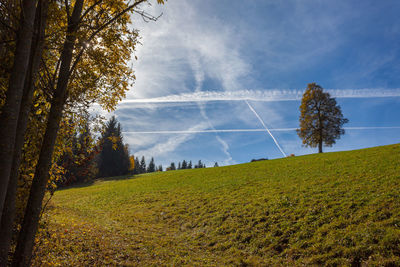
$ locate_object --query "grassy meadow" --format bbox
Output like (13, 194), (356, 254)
(33, 144), (400, 266)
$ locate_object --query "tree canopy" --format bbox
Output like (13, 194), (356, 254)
(297, 83), (348, 153)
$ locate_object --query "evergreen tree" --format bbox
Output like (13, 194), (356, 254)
(214, 162), (219, 167)
(195, 160), (203, 168)
(98, 116), (130, 177)
(133, 156), (140, 174)
(140, 156), (146, 173)
(188, 161), (192, 169)
(147, 157), (155, 173)
(170, 162), (176, 170)
(158, 165), (163, 171)
(181, 160), (187, 169)
(178, 162), (181, 170)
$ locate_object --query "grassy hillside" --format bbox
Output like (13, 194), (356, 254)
(34, 144), (400, 266)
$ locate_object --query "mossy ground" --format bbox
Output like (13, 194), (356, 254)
(33, 144), (400, 266)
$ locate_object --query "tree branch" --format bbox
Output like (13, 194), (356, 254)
(69, 0), (152, 75)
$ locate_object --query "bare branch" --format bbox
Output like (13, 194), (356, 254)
(133, 8), (163, 22)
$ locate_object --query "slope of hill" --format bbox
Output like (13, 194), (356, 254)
(34, 144), (400, 266)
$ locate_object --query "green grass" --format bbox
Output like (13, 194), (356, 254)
(34, 144), (400, 266)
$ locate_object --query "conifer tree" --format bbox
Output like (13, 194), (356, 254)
(182, 160), (187, 169)
(214, 162), (219, 167)
(140, 156), (146, 173)
(98, 116), (130, 177)
(178, 162), (181, 170)
(158, 165), (163, 171)
(147, 157), (155, 173)
(170, 162), (176, 170)
(188, 161), (192, 169)
(195, 160), (203, 168)
(133, 156), (140, 174)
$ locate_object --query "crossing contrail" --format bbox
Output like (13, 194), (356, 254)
(244, 100), (287, 157)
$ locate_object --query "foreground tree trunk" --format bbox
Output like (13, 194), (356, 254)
(0, 0), (37, 217)
(11, 1), (84, 265)
(318, 140), (323, 153)
(0, 1), (49, 264)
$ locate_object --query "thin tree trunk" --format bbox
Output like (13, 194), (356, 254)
(0, 0), (37, 217)
(11, 1), (84, 265)
(317, 108), (323, 153)
(0, 1), (49, 264)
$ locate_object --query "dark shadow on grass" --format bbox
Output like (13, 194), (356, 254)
(56, 174), (137, 191)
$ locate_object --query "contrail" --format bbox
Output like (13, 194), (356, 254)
(344, 126), (400, 130)
(123, 128), (295, 134)
(119, 89), (400, 104)
(122, 126), (400, 134)
(244, 100), (287, 157)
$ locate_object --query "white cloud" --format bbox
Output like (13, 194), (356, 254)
(128, 0), (251, 100)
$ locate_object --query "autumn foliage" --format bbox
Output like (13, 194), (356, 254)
(297, 83), (348, 153)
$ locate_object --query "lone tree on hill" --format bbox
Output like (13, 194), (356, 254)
(297, 83), (348, 153)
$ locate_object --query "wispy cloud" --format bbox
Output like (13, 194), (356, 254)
(128, 0), (251, 99)
(132, 122), (209, 158)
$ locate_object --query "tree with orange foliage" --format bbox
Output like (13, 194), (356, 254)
(297, 83), (348, 153)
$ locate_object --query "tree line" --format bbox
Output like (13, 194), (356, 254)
(131, 156), (163, 174)
(131, 154), (213, 173)
(58, 115), (215, 185)
(166, 159), (208, 171)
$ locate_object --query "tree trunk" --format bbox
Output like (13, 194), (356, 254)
(317, 108), (323, 153)
(0, 1), (49, 264)
(11, 1), (84, 265)
(0, 0), (37, 217)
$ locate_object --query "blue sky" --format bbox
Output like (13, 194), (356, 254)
(98, 0), (400, 167)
